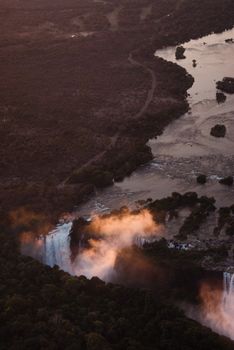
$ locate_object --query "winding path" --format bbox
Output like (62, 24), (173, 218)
(63, 3), (185, 185)
(128, 53), (156, 119)
(63, 52), (157, 185)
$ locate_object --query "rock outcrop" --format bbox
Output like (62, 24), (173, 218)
(225, 38), (234, 43)
(69, 218), (92, 262)
(197, 174), (207, 184)
(175, 46), (186, 60)
(210, 124), (226, 138)
(219, 176), (233, 186)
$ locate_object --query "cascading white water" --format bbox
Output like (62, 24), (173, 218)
(42, 222), (73, 274)
(41, 223), (159, 275)
(222, 271), (234, 317)
(185, 270), (234, 341)
(196, 270), (234, 341)
(26, 208), (162, 281)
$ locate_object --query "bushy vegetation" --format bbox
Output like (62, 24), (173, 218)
(148, 192), (216, 232)
(176, 197), (216, 240)
(217, 77), (234, 94)
(0, 232), (234, 350)
(214, 205), (234, 236)
(68, 165), (114, 188)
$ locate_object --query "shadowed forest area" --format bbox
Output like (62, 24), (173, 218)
(1, 230), (234, 350)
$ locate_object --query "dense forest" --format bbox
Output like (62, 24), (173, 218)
(1, 0), (234, 349)
(0, 231), (233, 350)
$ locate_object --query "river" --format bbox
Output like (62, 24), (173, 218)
(22, 27), (234, 267)
(84, 28), (234, 213)
(21, 26), (234, 339)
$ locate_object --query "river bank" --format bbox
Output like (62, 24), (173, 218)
(1, 0), (234, 223)
(19, 26), (234, 280)
(14, 23), (234, 349)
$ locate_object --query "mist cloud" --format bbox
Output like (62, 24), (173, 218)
(72, 209), (163, 280)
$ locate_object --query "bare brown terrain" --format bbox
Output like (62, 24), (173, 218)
(0, 0), (234, 221)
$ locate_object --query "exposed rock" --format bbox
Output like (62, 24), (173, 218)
(197, 174), (207, 184)
(69, 217), (91, 262)
(219, 176), (233, 186)
(175, 46), (186, 60)
(217, 77), (234, 94)
(192, 59), (197, 67)
(210, 124), (226, 138)
(216, 92), (226, 104)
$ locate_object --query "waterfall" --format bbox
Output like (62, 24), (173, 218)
(42, 222), (73, 274)
(133, 235), (158, 247)
(39, 218), (160, 280)
(223, 271), (234, 316)
(21, 205), (161, 283)
(200, 270), (234, 340)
